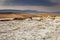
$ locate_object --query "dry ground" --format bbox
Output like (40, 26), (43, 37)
(0, 12), (60, 40)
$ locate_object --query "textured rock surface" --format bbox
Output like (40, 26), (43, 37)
(0, 17), (60, 40)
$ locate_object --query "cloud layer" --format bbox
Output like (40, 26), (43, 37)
(0, 0), (60, 12)
(0, 0), (58, 6)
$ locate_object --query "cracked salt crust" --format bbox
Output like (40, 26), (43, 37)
(0, 17), (60, 40)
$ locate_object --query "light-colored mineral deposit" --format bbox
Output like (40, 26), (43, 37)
(0, 16), (60, 40)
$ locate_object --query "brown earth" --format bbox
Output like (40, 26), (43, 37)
(0, 12), (60, 20)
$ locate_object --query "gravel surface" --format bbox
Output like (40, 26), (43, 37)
(0, 18), (60, 40)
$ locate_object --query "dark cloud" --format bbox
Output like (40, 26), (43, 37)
(4, 0), (57, 6)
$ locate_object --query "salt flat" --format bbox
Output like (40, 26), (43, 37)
(0, 17), (60, 40)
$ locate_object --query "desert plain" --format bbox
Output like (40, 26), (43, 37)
(0, 12), (60, 40)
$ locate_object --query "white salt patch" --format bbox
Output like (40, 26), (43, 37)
(0, 18), (60, 40)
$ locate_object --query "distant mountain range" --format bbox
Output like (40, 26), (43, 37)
(0, 9), (60, 13)
(0, 9), (41, 13)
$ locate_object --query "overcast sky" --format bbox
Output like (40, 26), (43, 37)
(0, 0), (60, 12)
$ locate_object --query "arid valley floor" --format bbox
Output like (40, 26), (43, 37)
(0, 12), (60, 40)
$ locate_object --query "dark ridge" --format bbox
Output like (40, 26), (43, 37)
(0, 20), (13, 21)
(0, 12), (13, 14)
(13, 18), (25, 20)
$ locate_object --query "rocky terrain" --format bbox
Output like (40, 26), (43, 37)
(0, 13), (60, 40)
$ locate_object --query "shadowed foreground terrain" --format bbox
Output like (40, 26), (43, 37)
(0, 12), (60, 40)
